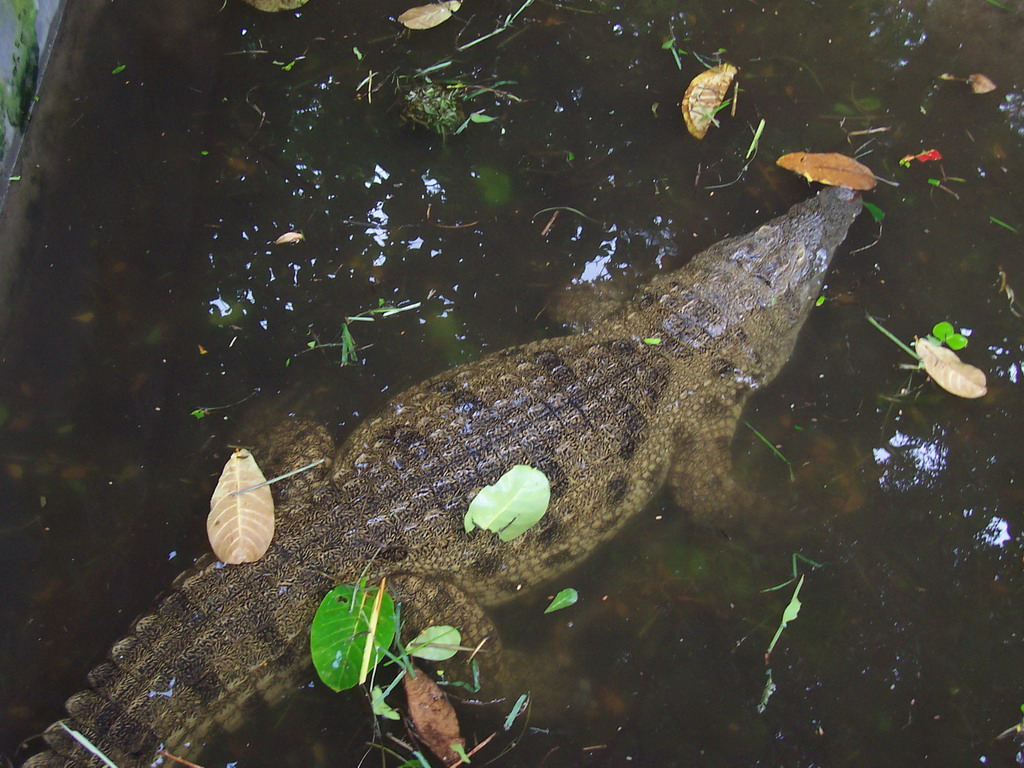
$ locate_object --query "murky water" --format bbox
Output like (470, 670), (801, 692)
(2, 0), (1023, 766)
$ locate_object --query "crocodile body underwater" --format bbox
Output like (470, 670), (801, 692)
(21, 186), (862, 768)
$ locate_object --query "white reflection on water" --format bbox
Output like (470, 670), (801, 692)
(872, 428), (948, 492)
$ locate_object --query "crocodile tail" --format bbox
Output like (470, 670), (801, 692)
(21, 421), (336, 768)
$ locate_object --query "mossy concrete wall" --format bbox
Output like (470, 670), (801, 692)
(0, 0), (62, 189)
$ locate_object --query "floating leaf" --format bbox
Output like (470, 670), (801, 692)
(310, 583), (397, 692)
(544, 588), (578, 614)
(403, 665), (465, 765)
(239, 0), (310, 11)
(915, 338), (987, 399)
(371, 685), (401, 720)
(398, 1), (462, 30)
(207, 448), (274, 564)
(464, 465), (550, 541)
(681, 63), (737, 139)
(503, 693), (529, 731)
(407, 625), (462, 661)
(776, 152), (877, 191)
(862, 201), (885, 222)
(968, 73), (997, 94)
(274, 231), (304, 245)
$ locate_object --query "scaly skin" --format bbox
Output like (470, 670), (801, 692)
(22, 187), (861, 768)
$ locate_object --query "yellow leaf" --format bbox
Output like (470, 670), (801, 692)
(207, 448), (275, 564)
(681, 63), (737, 140)
(238, 0), (309, 10)
(274, 231), (305, 245)
(398, 1), (462, 30)
(915, 338), (988, 399)
(967, 73), (996, 94)
(776, 152), (877, 191)
(72, 312), (95, 324)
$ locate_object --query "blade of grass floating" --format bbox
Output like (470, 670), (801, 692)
(866, 313), (920, 360)
(743, 421), (794, 481)
(57, 723), (119, 768)
(359, 577), (388, 685)
(230, 457), (326, 496)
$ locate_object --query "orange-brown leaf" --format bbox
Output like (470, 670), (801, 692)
(967, 73), (996, 94)
(403, 665), (465, 766)
(398, 1), (462, 30)
(776, 152), (877, 191)
(681, 63), (737, 139)
(915, 338), (988, 399)
(274, 231), (304, 245)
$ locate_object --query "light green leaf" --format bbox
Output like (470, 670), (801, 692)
(371, 685), (401, 719)
(504, 693), (529, 731)
(765, 574), (804, 657)
(451, 743), (471, 763)
(469, 111), (497, 123)
(931, 321), (955, 341)
(643, 337), (661, 345)
(407, 625), (462, 661)
(310, 583), (397, 692)
(464, 465), (550, 541)
(544, 588), (578, 614)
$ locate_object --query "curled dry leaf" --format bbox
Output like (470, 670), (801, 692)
(681, 63), (737, 139)
(967, 73), (997, 94)
(399, 1), (461, 30)
(776, 152), (877, 191)
(915, 338), (988, 399)
(274, 231), (304, 245)
(239, 0), (309, 11)
(208, 448), (275, 564)
(403, 665), (465, 766)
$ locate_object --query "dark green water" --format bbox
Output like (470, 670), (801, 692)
(1, 0), (1023, 766)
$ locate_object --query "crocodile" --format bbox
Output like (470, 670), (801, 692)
(21, 186), (861, 768)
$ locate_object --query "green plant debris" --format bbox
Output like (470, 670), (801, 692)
(456, 0), (536, 51)
(451, 743), (472, 763)
(403, 83), (464, 135)
(755, 668), (776, 714)
(989, 216), (1019, 233)
(454, 110), (498, 135)
(504, 693), (530, 730)
(765, 574), (804, 660)
(371, 683), (401, 720)
(544, 588), (578, 613)
(865, 313), (919, 360)
(983, 0), (1008, 9)
(306, 300), (421, 366)
(929, 321), (968, 351)
(57, 723), (119, 768)
(745, 119), (765, 161)
(996, 703), (1024, 740)
(310, 581), (397, 692)
(406, 625), (462, 661)
(762, 553), (823, 593)
(643, 337), (662, 345)
(862, 201), (885, 222)
(815, 295), (826, 307)
(743, 420), (794, 481)
(111, 64), (125, 75)
(464, 465), (550, 540)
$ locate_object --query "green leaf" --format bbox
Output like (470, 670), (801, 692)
(190, 409), (207, 420)
(544, 588), (578, 614)
(451, 743), (471, 764)
(469, 111), (497, 124)
(310, 583), (397, 692)
(371, 685), (401, 719)
(862, 201), (885, 222)
(945, 333), (968, 351)
(504, 693), (529, 731)
(111, 64), (126, 75)
(406, 625), (462, 661)
(815, 296), (826, 307)
(643, 337), (661, 345)
(765, 574), (804, 658)
(464, 465), (550, 541)
(931, 321), (955, 341)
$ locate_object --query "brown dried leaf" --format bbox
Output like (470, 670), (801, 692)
(681, 63), (737, 139)
(207, 448), (275, 564)
(403, 665), (465, 766)
(776, 152), (877, 191)
(915, 338), (988, 399)
(274, 231), (304, 245)
(398, 1), (462, 30)
(968, 73), (997, 94)
(239, 0), (309, 11)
